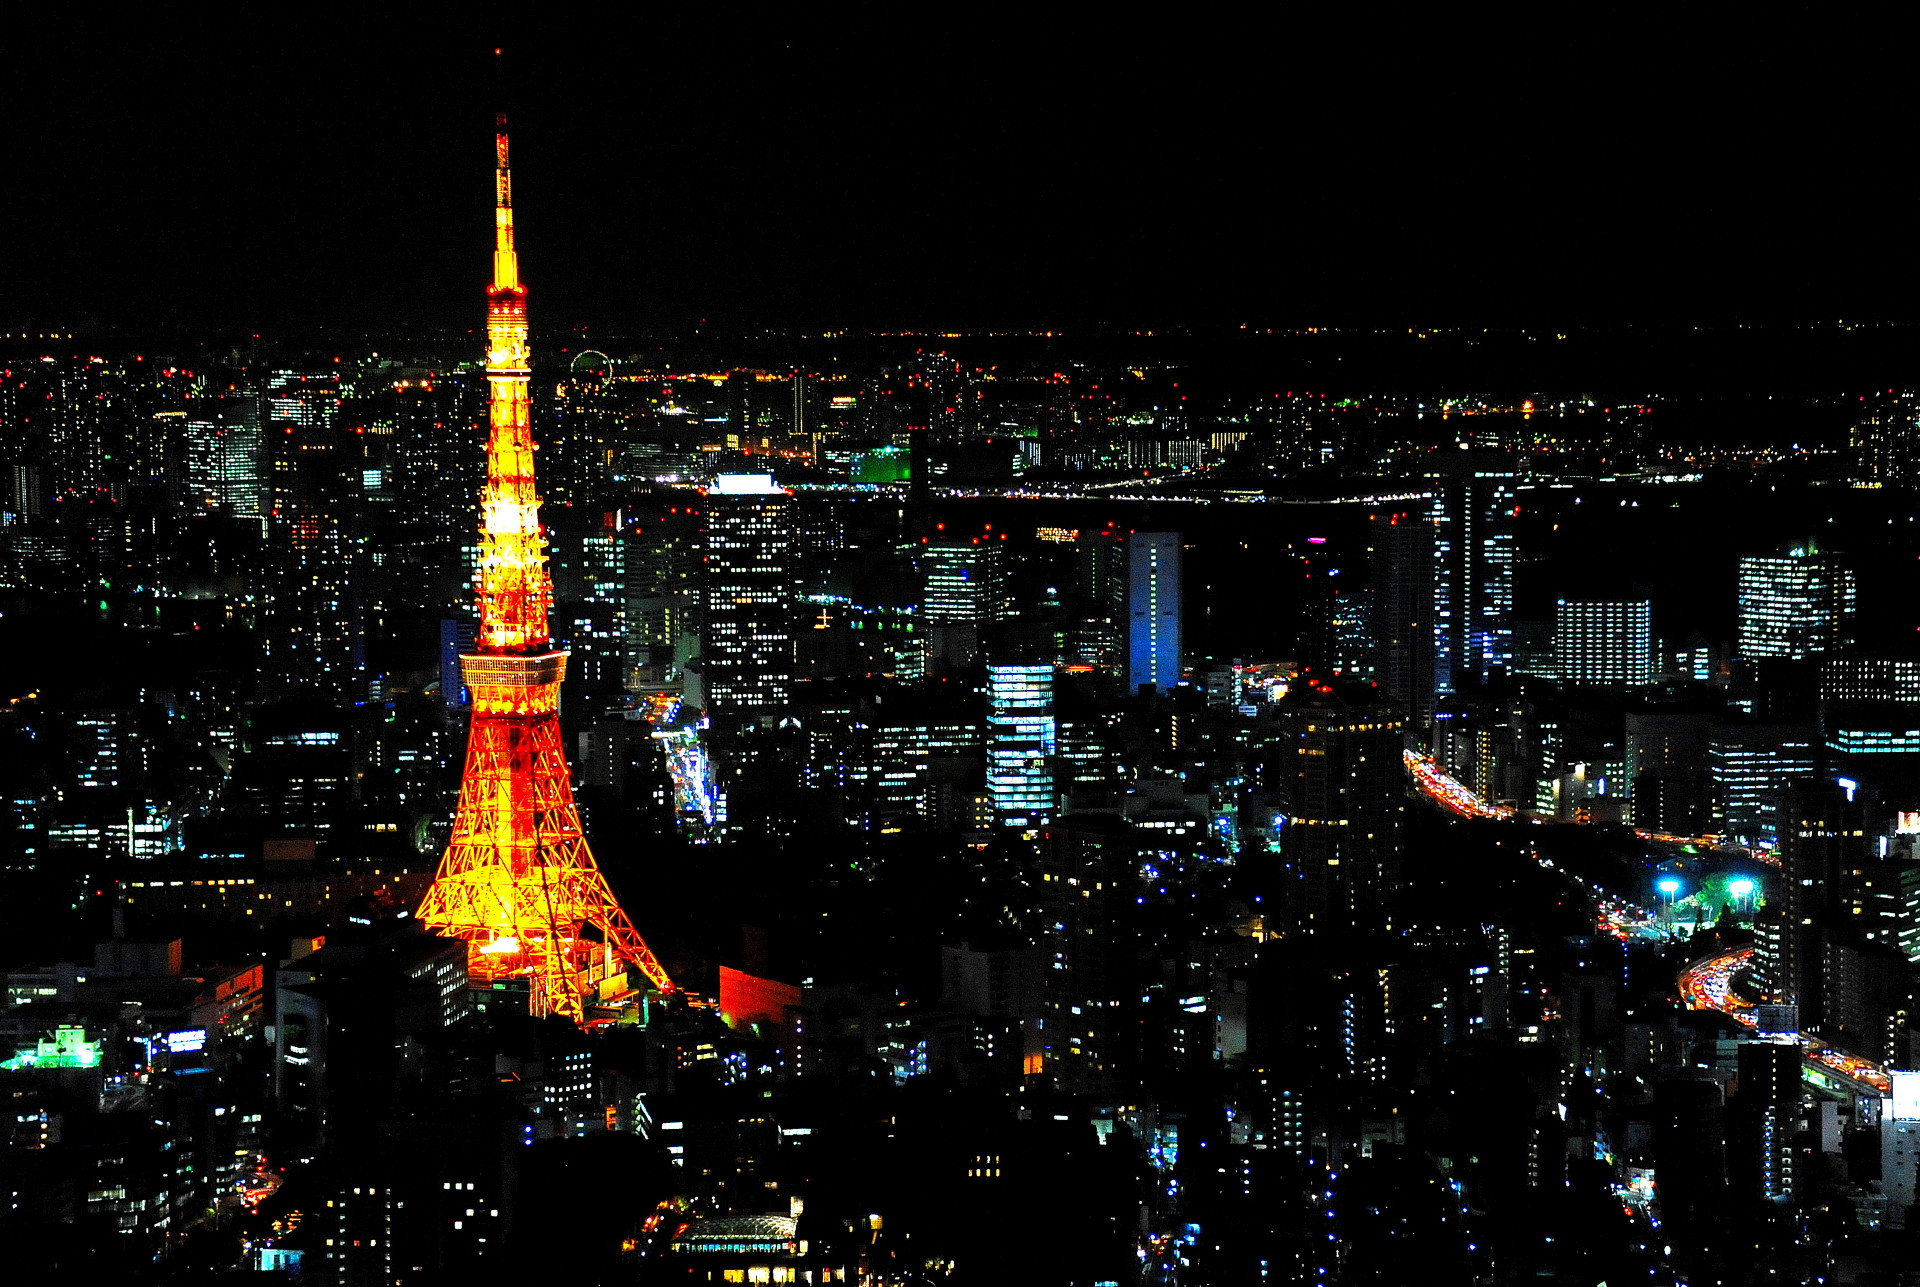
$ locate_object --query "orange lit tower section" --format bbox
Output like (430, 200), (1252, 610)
(416, 112), (673, 1022)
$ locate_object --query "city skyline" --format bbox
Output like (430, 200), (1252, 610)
(14, 27), (1920, 1287)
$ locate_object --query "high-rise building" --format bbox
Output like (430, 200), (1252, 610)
(1819, 655), (1920, 705)
(1737, 545), (1856, 660)
(920, 537), (1010, 627)
(1880, 1072), (1920, 1228)
(987, 661), (1055, 830)
(1263, 687), (1407, 938)
(1707, 722), (1817, 847)
(549, 513), (628, 689)
(624, 491), (699, 677)
(261, 382), (362, 702)
(1126, 532), (1182, 696)
(1367, 510), (1435, 721)
(1286, 531), (1374, 680)
(1427, 455), (1518, 694)
(1553, 598), (1653, 688)
(185, 394), (266, 519)
(1058, 530), (1125, 670)
(1852, 392), (1920, 486)
(1730, 1040), (1800, 1206)
(697, 473), (794, 722)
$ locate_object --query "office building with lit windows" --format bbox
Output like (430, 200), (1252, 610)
(697, 474), (794, 722)
(1708, 723), (1817, 847)
(1737, 545), (1856, 660)
(1425, 456), (1518, 695)
(1126, 532), (1181, 695)
(1264, 687), (1406, 938)
(1819, 656), (1920, 705)
(1554, 598), (1653, 688)
(987, 662), (1056, 829)
(549, 518), (628, 689)
(920, 537), (1010, 626)
(185, 394), (267, 518)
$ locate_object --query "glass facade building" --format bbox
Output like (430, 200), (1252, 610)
(1737, 547), (1856, 660)
(987, 662), (1055, 829)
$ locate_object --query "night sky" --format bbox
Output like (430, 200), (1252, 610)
(6, 20), (1915, 336)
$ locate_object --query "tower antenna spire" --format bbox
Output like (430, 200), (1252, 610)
(491, 48), (517, 296)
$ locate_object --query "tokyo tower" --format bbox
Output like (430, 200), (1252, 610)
(416, 108), (673, 1022)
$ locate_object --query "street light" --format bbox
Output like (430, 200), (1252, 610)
(1656, 877), (1682, 936)
(1729, 878), (1755, 915)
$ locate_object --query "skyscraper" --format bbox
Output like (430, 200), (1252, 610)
(548, 512), (628, 689)
(697, 473), (794, 723)
(1367, 509), (1436, 723)
(987, 661), (1055, 830)
(1264, 686), (1407, 938)
(1737, 545), (1856, 660)
(1553, 598), (1653, 688)
(1126, 532), (1181, 696)
(920, 537), (1010, 627)
(261, 379), (362, 702)
(1427, 454), (1518, 694)
(1707, 722), (1817, 847)
(185, 394), (266, 519)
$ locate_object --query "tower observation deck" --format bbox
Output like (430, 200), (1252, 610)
(415, 107), (673, 1022)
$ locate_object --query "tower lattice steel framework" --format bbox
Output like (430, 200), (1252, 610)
(416, 109), (673, 1022)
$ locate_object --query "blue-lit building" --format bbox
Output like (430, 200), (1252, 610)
(1126, 532), (1182, 696)
(987, 662), (1055, 830)
(438, 617), (475, 709)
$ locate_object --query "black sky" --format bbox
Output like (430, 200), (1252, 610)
(5, 18), (1914, 336)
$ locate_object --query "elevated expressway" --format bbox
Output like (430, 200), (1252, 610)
(1678, 947), (1890, 1099)
(1404, 750), (1889, 1099)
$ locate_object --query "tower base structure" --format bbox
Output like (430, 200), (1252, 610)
(417, 650), (672, 1022)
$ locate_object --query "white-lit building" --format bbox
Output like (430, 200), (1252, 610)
(1737, 546), (1856, 660)
(1708, 724), (1817, 847)
(697, 474), (794, 721)
(987, 662), (1055, 830)
(920, 538), (1009, 626)
(1426, 456), (1518, 695)
(1885, 1072), (1920, 1226)
(1553, 598), (1653, 688)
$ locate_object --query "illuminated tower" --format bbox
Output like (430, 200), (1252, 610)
(416, 110), (672, 1022)
(1126, 532), (1181, 696)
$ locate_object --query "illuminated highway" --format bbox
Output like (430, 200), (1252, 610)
(1405, 752), (1675, 940)
(1403, 751), (1518, 821)
(1403, 750), (1771, 862)
(1410, 751), (1884, 1094)
(1677, 948), (1890, 1096)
